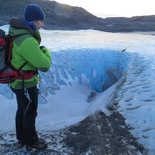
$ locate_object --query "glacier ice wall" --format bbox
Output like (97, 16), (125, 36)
(38, 49), (133, 102)
(0, 48), (133, 103)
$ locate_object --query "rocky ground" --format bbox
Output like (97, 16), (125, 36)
(0, 111), (146, 155)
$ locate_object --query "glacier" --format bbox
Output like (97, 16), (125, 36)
(0, 26), (155, 154)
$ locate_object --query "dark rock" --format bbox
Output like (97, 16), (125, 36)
(0, 111), (147, 154)
(65, 111), (146, 155)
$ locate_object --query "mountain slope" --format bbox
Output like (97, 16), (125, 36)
(0, 0), (104, 30)
(0, 1), (155, 32)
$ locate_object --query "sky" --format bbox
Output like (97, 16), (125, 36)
(54, 0), (155, 18)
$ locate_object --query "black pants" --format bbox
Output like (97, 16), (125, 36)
(11, 86), (39, 145)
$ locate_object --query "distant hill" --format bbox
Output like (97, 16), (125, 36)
(0, 0), (155, 32)
(103, 15), (155, 32)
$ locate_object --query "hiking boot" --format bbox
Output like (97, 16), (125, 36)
(26, 139), (47, 150)
(18, 139), (26, 148)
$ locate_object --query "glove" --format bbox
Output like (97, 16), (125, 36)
(40, 46), (46, 53)
(40, 46), (45, 50)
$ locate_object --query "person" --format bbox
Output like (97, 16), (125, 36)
(8, 4), (51, 150)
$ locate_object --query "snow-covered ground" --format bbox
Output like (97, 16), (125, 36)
(1, 25), (155, 154)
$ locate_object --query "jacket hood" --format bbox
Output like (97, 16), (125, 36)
(9, 18), (32, 30)
(9, 18), (41, 43)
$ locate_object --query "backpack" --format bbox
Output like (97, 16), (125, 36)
(0, 29), (35, 84)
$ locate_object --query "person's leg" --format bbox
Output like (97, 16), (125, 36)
(11, 87), (29, 143)
(25, 86), (47, 150)
(23, 86), (39, 145)
(11, 86), (47, 149)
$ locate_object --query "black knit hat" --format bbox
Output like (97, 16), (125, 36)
(24, 4), (45, 21)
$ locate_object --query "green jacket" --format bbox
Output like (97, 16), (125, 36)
(9, 18), (51, 89)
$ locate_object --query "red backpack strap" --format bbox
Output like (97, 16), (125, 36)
(7, 36), (17, 62)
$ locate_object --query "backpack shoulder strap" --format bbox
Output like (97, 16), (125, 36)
(7, 35), (21, 63)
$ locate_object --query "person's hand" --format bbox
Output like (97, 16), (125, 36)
(40, 46), (45, 50)
(40, 46), (46, 53)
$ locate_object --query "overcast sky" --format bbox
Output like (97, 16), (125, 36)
(54, 0), (155, 18)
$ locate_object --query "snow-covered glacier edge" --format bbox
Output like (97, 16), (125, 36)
(0, 47), (150, 154)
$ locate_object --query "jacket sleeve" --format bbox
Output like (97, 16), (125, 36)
(19, 37), (51, 72)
